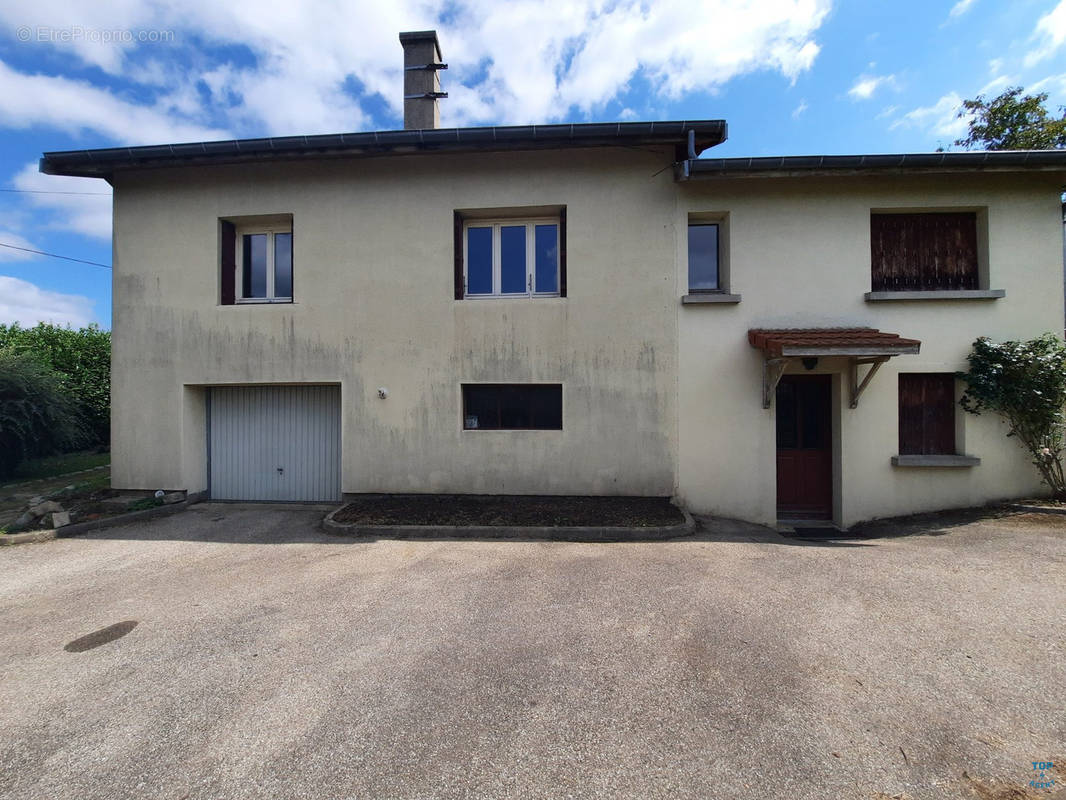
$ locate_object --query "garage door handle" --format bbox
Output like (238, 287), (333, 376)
(276, 467), (284, 475)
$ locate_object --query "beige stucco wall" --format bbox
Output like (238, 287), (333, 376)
(110, 148), (680, 498)
(676, 172), (1066, 527)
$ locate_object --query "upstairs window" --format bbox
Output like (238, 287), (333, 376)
(871, 212), (979, 291)
(687, 222), (719, 291)
(454, 209), (566, 299)
(898, 373), (957, 455)
(220, 216), (293, 305)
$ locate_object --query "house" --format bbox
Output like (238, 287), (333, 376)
(40, 30), (1066, 528)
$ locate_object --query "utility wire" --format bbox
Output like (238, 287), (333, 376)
(0, 188), (110, 196)
(0, 242), (111, 269)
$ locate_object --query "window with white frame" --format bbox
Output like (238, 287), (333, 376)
(463, 218), (560, 297)
(236, 223), (293, 302)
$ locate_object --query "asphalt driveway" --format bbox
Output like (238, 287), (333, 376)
(1, 504), (1063, 800)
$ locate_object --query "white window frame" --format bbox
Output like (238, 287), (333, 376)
(463, 217), (560, 298)
(236, 223), (293, 304)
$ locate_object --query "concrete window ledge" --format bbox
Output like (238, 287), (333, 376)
(682, 293), (742, 305)
(865, 289), (1005, 302)
(891, 454), (981, 468)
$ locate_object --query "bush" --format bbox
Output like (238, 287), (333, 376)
(959, 334), (1066, 499)
(0, 350), (88, 478)
(0, 323), (110, 446)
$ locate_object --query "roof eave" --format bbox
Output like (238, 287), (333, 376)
(39, 120), (728, 179)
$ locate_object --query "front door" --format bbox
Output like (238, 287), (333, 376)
(776, 375), (833, 519)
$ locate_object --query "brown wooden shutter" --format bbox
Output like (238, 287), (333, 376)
(220, 220), (236, 305)
(899, 373), (956, 455)
(872, 213), (978, 291)
(454, 211), (464, 299)
(559, 205), (567, 298)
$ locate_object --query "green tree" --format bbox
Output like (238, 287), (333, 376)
(0, 323), (111, 446)
(0, 349), (87, 478)
(954, 86), (1066, 150)
(959, 334), (1066, 500)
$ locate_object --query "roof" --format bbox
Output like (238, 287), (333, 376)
(748, 328), (922, 358)
(687, 150), (1066, 179)
(39, 120), (728, 179)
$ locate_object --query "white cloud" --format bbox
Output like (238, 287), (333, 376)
(792, 100), (808, 118)
(0, 231), (41, 261)
(1026, 0), (1066, 66)
(0, 60), (228, 144)
(0, 0), (832, 136)
(12, 163), (112, 241)
(947, 0), (977, 21)
(848, 73), (896, 100)
(0, 276), (95, 327)
(891, 92), (968, 139)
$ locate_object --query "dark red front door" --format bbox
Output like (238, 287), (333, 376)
(776, 375), (833, 519)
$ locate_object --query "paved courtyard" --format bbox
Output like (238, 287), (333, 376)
(0, 504), (1063, 799)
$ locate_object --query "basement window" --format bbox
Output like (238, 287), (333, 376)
(454, 210), (565, 299)
(462, 384), (562, 430)
(220, 216), (293, 305)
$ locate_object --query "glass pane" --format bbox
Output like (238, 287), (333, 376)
(463, 385), (499, 429)
(534, 224), (558, 293)
(242, 233), (267, 298)
(688, 224), (719, 291)
(274, 233), (292, 298)
(500, 225), (527, 294)
(467, 227), (493, 294)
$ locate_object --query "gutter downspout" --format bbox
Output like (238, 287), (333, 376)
(678, 129), (697, 180)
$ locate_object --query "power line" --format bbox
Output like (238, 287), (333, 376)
(0, 242), (111, 269)
(0, 188), (110, 196)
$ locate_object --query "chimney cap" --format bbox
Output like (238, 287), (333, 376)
(398, 30), (442, 59)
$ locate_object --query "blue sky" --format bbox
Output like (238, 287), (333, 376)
(1, 0), (1065, 329)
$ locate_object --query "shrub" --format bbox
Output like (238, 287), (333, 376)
(0, 322), (111, 447)
(959, 334), (1066, 499)
(0, 350), (87, 478)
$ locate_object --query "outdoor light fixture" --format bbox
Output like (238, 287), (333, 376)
(802, 357), (819, 370)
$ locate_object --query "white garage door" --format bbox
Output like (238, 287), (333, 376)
(208, 385), (341, 502)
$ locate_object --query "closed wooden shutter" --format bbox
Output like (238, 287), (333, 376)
(872, 213), (978, 291)
(559, 206), (567, 298)
(454, 210), (464, 299)
(220, 220), (236, 305)
(899, 373), (956, 455)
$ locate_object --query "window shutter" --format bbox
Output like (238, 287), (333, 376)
(454, 210), (464, 299)
(220, 220), (236, 305)
(923, 374), (957, 455)
(899, 373), (956, 455)
(559, 205), (567, 298)
(872, 213), (978, 291)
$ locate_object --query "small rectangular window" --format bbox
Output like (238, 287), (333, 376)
(461, 217), (561, 298)
(462, 384), (563, 430)
(899, 373), (957, 455)
(688, 223), (719, 291)
(221, 216), (293, 305)
(871, 212), (979, 291)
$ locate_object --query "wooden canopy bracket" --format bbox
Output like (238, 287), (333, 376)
(849, 356), (889, 408)
(762, 358), (790, 408)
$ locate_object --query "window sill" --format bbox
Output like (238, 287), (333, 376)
(233, 298), (294, 305)
(865, 289), (1005, 302)
(682, 293), (742, 305)
(891, 454), (981, 468)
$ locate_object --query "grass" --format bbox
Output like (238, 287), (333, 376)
(0, 450), (110, 487)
